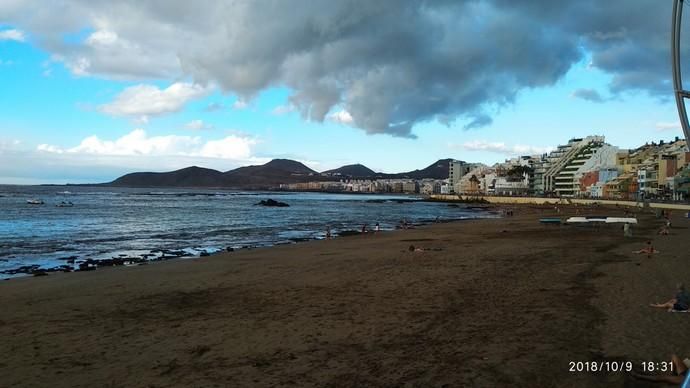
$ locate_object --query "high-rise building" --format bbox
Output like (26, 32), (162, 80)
(538, 136), (610, 196)
(448, 160), (472, 194)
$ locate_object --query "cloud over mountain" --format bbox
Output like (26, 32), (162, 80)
(0, 0), (679, 137)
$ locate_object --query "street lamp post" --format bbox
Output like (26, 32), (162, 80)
(672, 0), (690, 150)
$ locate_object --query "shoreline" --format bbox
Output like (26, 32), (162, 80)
(1, 203), (687, 386)
(1, 211), (494, 280)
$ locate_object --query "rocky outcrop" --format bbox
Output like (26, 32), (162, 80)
(255, 199), (290, 207)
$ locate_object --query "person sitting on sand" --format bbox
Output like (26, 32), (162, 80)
(633, 354), (690, 384)
(650, 283), (690, 312)
(658, 226), (669, 236)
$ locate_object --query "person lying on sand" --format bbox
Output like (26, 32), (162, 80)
(650, 283), (690, 312)
(409, 245), (423, 252)
(407, 245), (443, 253)
(633, 241), (659, 256)
(632, 354), (690, 384)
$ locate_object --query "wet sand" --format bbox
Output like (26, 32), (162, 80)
(1, 204), (688, 387)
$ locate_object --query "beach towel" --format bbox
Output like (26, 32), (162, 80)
(670, 309), (690, 313)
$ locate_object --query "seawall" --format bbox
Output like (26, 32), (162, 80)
(427, 194), (690, 211)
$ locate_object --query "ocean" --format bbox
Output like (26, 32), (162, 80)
(0, 185), (495, 278)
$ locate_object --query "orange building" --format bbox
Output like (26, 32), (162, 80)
(578, 171), (599, 195)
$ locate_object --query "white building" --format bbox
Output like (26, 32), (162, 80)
(448, 160), (473, 193)
(539, 136), (608, 197)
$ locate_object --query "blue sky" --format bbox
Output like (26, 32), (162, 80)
(0, 1), (686, 183)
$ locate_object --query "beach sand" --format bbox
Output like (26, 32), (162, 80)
(1, 204), (688, 387)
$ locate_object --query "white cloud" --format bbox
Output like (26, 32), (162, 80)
(66, 129), (195, 156)
(184, 119), (214, 131)
(328, 109), (353, 125)
(204, 102), (226, 112)
(86, 29), (119, 46)
(0, 29), (25, 42)
(232, 99), (248, 110)
(456, 140), (554, 156)
(1, 131), (266, 184)
(99, 82), (211, 122)
(655, 122), (680, 132)
(271, 104), (294, 115)
(198, 136), (255, 159)
(36, 144), (63, 153)
(36, 129), (256, 160)
(0, 139), (21, 151)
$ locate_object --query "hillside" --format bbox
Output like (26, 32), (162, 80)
(388, 159), (453, 179)
(222, 159), (317, 187)
(322, 164), (377, 178)
(108, 166), (224, 187)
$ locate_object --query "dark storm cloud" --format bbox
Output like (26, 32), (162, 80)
(0, 0), (681, 137)
(571, 88), (605, 103)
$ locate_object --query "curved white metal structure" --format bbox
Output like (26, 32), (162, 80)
(672, 0), (690, 149)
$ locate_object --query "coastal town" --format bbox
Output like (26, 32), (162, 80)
(280, 135), (690, 202)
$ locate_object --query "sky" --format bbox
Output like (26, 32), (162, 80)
(0, 0), (688, 184)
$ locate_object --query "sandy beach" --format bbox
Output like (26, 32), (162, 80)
(1, 204), (689, 387)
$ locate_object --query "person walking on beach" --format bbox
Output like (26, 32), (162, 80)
(326, 226), (332, 240)
(374, 222), (380, 233)
(361, 223), (368, 234)
(650, 283), (690, 312)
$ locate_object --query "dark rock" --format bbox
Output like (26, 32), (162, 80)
(199, 251), (210, 257)
(255, 199), (290, 207)
(2, 265), (41, 275)
(338, 230), (361, 237)
(32, 271), (48, 277)
(78, 260), (97, 271)
(226, 247), (234, 252)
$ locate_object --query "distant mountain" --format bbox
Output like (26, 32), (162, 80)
(109, 166), (224, 187)
(106, 158), (455, 188)
(388, 158), (453, 179)
(222, 159), (317, 187)
(322, 164), (377, 178)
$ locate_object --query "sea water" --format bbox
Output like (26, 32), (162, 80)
(0, 185), (495, 278)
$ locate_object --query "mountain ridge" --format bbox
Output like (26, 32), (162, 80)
(106, 158), (453, 188)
